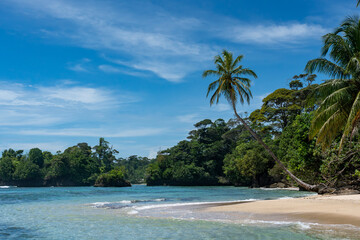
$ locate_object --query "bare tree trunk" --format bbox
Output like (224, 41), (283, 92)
(231, 102), (319, 192)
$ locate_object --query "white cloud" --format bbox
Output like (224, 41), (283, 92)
(227, 23), (328, 45)
(68, 58), (91, 72)
(146, 146), (169, 159)
(177, 114), (199, 123)
(235, 94), (266, 114)
(0, 142), (68, 152)
(68, 63), (87, 72)
(98, 64), (150, 77)
(40, 87), (112, 104)
(131, 61), (188, 83)
(0, 110), (61, 126)
(0, 81), (139, 126)
(211, 103), (231, 112)
(16, 127), (166, 138)
(7, 0), (215, 82)
(148, 149), (159, 159)
(0, 90), (20, 101)
(4, 0), (329, 82)
(98, 65), (121, 73)
(59, 79), (79, 85)
(0, 83), (121, 108)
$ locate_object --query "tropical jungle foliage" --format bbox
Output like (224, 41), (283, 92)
(0, 138), (150, 187)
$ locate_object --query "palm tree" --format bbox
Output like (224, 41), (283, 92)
(357, 0), (360, 7)
(203, 50), (318, 192)
(305, 16), (360, 150)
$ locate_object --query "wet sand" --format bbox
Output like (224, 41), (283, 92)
(204, 194), (360, 227)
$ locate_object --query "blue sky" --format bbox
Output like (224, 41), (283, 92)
(0, 0), (357, 158)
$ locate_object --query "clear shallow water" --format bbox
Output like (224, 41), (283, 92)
(0, 185), (356, 239)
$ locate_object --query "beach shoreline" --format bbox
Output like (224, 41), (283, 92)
(202, 194), (360, 227)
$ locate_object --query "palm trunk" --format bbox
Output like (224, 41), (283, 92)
(231, 102), (319, 192)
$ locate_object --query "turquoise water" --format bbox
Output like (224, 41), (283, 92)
(0, 185), (356, 239)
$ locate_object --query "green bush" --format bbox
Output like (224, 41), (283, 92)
(94, 168), (131, 187)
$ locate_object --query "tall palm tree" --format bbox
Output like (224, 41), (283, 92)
(203, 50), (318, 192)
(305, 16), (360, 150)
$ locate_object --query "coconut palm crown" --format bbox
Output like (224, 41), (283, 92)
(203, 50), (257, 109)
(305, 16), (360, 149)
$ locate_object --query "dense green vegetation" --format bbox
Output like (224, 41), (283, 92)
(94, 168), (131, 187)
(147, 119), (240, 185)
(116, 155), (152, 184)
(146, 70), (360, 191)
(0, 138), (150, 187)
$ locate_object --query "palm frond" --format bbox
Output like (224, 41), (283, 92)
(310, 102), (341, 139)
(236, 68), (258, 78)
(315, 109), (347, 149)
(305, 58), (349, 79)
(202, 70), (221, 78)
(214, 55), (225, 67)
(231, 55), (244, 69)
(322, 33), (353, 69)
(206, 80), (219, 97)
(339, 91), (360, 149)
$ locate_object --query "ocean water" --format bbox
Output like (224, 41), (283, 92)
(0, 185), (357, 239)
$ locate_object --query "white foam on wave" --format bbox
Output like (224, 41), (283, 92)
(89, 198), (167, 208)
(153, 198), (166, 202)
(244, 219), (316, 230)
(91, 202), (111, 207)
(259, 187), (300, 191)
(0, 186), (13, 189)
(127, 210), (139, 215)
(277, 197), (295, 200)
(133, 199), (258, 211)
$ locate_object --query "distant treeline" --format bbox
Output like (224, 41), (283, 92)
(0, 138), (150, 187)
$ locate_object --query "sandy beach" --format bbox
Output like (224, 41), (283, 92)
(204, 194), (360, 227)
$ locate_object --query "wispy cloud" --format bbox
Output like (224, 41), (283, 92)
(226, 23), (328, 45)
(211, 103), (231, 112)
(0, 83), (122, 108)
(16, 127), (166, 138)
(177, 114), (199, 123)
(3, 0), (330, 82)
(0, 110), (62, 126)
(98, 65), (121, 73)
(39, 87), (112, 105)
(68, 63), (87, 72)
(146, 146), (170, 159)
(0, 81), (139, 126)
(98, 64), (148, 77)
(0, 142), (68, 152)
(6, 0), (215, 82)
(68, 58), (90, 72)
